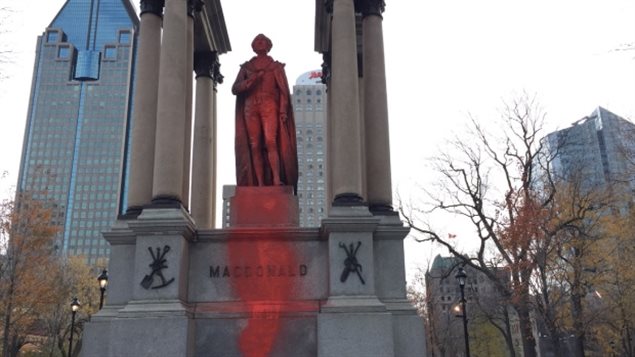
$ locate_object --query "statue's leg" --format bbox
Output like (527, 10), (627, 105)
(245, 104), (265, 186)
(262, 100), (281, 185)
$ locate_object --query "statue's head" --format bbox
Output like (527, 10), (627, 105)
(251, 34), (273, 54)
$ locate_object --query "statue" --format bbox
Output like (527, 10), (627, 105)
(232, 34), (298, 191)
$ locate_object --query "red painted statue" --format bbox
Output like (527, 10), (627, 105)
(232, 34), (298, 191)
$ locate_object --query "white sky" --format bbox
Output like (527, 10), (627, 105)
(0, 0), (633, 278)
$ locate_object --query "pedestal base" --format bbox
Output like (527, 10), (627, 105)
(82, 303), (194, 357)
(229, 186), (299, 227)
(81, 208), (427, 356)
(318, 312), (395, 357)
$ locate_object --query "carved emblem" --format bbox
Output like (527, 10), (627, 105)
(140, 245), (175, 290)
(339, 241), (365, 285)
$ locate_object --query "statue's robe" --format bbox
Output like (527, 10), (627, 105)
(232, 58), (298, 192)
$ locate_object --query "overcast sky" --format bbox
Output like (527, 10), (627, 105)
(0, 0), (633, 276)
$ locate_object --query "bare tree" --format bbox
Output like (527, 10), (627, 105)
(612, 42), (635, 59)
(399, 94), (607, 357)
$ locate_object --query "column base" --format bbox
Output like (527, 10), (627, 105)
(333, 193), (365, 206)
(119, 206), (143, 220)
(369, 203), (398, 216)
(150, 195), (184, 209)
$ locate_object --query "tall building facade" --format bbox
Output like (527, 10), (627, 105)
(293, 70), (328, 227)
(221, 185), (235, 228)
(17, 0), (138, 264)
(544, 107), (635, 194)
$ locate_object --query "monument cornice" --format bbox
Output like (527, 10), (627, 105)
(129, 207), (197, 241)
(140, 0), (164, 17)
(196, 227), (323, 242)
(102, 222), (136, 245)
(320, 216), (380, 236)
(373, 224), (410, 241)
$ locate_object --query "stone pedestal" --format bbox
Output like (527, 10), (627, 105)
(318, 312), (394, 357)
(81, 208), (196, 356)
(81, 206), (426, 357)
(229, 186), (299, 227)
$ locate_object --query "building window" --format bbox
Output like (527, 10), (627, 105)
(104, 46), (117, 59)
(74, 50), (101, 80)
(57, 46), (70, 59)
(119, 31), (131, 44)
(47, 31), (59, 43)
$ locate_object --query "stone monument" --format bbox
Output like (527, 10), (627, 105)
(80, 0), (426, 356)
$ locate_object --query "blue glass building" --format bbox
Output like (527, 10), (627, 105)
(544, 107), (635, 195)
(17, 0), (138, 263)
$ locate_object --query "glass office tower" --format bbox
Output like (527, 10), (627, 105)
(544, 107), (635, 193)
(17, 0), (138, 264)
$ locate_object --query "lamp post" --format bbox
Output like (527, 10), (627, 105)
(97, 269), (108, 310)
(455, 266), (471, 357)
(69, 297), (80, 357)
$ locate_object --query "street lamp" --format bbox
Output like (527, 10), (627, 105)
(455, 266), (471, 357)
(97, 269), (108, 310)
(69, 297), (81, 357)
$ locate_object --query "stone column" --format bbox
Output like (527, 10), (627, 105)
(329, 0), (364, 207)
(322, 53), (333, 216)
(361, 1), (393, 214)
(125, 0), (163, 216)
(181, 0), (201, 210)
(151, 0), (189, 206)
(191, 52), (221, 229)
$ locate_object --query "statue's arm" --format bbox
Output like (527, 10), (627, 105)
(232, 66), (258, 95)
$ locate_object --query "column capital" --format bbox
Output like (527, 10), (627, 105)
(187, 0), (204, 17)
(328, 0), (380, 15)
(357, 0), (385, 17)
(194, 51), (224, 85)
(140, 0), (165, 16)
(321, 52), (331, 84)
(324, 0), (334, 14)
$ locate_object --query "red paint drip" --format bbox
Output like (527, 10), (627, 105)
(228, 233), (297, 357)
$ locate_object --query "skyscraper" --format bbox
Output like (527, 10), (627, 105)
(543, 107), (635, 194)
(17, 0), (138, 263)
(293, 70), (328, 227)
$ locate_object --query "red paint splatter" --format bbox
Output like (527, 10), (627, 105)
(228, 233), (297, 357)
